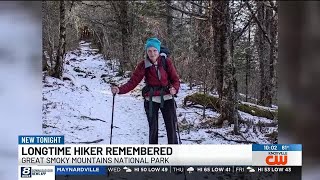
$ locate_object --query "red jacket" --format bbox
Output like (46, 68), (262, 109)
(118, 56), (180, 97)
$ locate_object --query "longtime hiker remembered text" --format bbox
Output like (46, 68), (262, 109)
(20, 146), (174, 165)
(21, 146), (173, 156)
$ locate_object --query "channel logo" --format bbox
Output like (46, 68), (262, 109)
(252, 144), (301, 166)
(265, 154), (288, 166)
(21, 167), (32, 178)
(20, 166), (54, 179)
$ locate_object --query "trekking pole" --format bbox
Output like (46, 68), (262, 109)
(172, 95), (187, 180)
(110, 93), (115, 144)
(172, 95), (182, 144)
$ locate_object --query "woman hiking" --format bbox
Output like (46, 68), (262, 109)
(111, 37), (180, 144)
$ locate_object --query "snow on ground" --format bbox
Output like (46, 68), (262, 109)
(43, 41), (278, 145)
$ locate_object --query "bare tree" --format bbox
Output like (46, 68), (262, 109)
(245, 22), (251, 102)
(267, 3), (278, 105)
(211, 1), (239, 134)
(53, 0), (66, 79)
(43, 1), (59, 75)
(212, 2), (224, 100)
(165, 0), (174, 52)
(114, 1), (131, 75)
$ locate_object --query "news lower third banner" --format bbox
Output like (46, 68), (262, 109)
(18, 135), (302, 179)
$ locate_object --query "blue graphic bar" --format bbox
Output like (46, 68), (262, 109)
(55, 166), (107, 175)
(18, 135), (64, 144)
(252, 144), (302, 151)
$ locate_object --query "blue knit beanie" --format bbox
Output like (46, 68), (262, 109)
(145, 37), (161, 53)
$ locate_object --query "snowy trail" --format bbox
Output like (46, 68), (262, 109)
(43, 41), (276, 145)
(43, 42), (173, 144)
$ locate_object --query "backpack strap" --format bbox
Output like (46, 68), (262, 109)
(143, 55), (170, 117)
(160, 55), (168, 73)
(160, 54), (173, 86)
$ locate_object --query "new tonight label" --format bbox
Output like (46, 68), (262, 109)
(19, 136), (64, 144)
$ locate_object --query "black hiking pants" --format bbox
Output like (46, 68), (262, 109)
(144, 99), (178, 144)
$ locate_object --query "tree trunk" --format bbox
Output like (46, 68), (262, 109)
(265, 5), (273, 106)
(202, 68), (208, 119)
(256, 2), (270, 106)
(268, 8), (277, 106)
(42, 53), (48, 71)
(216, 1), (238, 133)
(212, 2), (223, 99)
(119, 1), (130, 75)
(196, 0), (207, 118)
(183, 93), (278, 120)
(245, 23), (251, 102)
(48, 36), (55, 75)
(166, 0), (173, 52)
(230, 0), (239, 134)
(53, 0), (66, 79)
(197, 1), (205, 61)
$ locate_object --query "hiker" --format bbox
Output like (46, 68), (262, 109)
(111, 37), (180, 144)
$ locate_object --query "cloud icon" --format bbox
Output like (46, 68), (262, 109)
(187, 167), (194, 173)
(126, 168), (132, 173)
(246, 167), (255, 173)
(123, 167), (128, 170)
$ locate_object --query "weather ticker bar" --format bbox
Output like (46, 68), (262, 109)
(54, 166), (301, 180)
